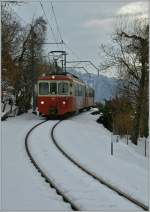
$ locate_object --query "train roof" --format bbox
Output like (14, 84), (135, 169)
(38, 72), (94, 91)
(38, 72), (83, 83)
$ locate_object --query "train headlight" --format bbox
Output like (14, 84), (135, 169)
(52, 75), (55, 79)
(62, 101), (66, 105)
(41, 101), (45, 105)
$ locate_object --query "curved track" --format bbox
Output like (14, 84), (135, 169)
(51, 120), (149, 211)
(25, 120), (79, 211)
(25, 117), (148, 211)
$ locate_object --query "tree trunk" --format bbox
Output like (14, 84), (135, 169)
(131, 41), (147, 145)
(131, 100), (141, 145)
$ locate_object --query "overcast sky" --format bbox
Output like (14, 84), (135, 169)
(13, 0), (148, 77)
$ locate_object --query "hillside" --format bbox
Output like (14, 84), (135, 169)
(67, 69), (118, 102)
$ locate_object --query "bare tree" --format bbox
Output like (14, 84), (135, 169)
(1, 5), (23, 84)
(14, 17), (47, 113)
(99, 17), (149, 145)
(1, 4), (47, 113)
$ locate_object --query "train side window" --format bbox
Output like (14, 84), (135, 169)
(50, 82), (57, 95)
(77, 84), (80, 96)
(79, 85), (81, 96)
(39, 82), (49, 95)
(70, 83), (73, 95)
(83, 86), (86, 96)
(81, 85), (84, 96)
(78, 85), (80, 96)
(58, 82), (69, 95)
(90, 89), (94, 97)
(89, 90), (91, 97)
(78, 85), (81, 96)
(86, 88), (89, 97)
(93, 90), (95, 97)
(91, 90), (94, 97)
(80, 85), (82, 96)
(75, 84), (78, 96)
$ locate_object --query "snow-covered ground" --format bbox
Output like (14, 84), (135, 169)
(1, 113), (71, 210)
(1, 103), (17, 117)
(54, 110), (149, 206)
(28, 121), (140, 210)
(1, 110), (149, 210)
(1, 103), (11, 116)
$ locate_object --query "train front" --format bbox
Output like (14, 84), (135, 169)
(37, 76), (72, 117)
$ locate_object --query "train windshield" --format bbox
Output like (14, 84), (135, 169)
(58, 82), (69, 95)
(39, 82), (49, 95)
(50, 82), (57, 95)
(38, 81), (69, 96)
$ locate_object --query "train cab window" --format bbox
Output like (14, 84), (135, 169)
(39, 82), (49, 95)
(50, 82), (57, 95)
(58, 82), (69, 95)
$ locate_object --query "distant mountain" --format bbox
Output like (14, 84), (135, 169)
(67, 69), (119, 102)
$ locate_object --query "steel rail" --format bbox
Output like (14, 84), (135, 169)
(25, 120), (79, 211)
(51, 120), (149, 211)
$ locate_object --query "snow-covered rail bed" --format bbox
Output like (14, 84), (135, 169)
(28, 120), (143, 210)
(1, 113), (71, 210)
(54, 111), (149, 209)
(25, 120), (78, 210)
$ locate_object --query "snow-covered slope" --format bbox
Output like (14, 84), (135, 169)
(67, 69), (118, 102)
(55, 110), (148, 206)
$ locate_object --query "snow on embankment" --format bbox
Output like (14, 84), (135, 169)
(1, 113), (71, 210)
(54, 111), (149, 206)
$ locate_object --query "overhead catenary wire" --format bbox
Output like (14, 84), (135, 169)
(64, 41), (91, 72)
(63, 41), (91, 75)
(64, 41), (81, 61)
(39, 1), (61, 51)
(40, 1), (83, 72)
(3, 1), (85, 73)
(13, 0), (91, 76)
(40, 1), (89, 75)
(50, 1), (64, 51)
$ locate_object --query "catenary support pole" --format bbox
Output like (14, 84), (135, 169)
(111, 133), (113, 156)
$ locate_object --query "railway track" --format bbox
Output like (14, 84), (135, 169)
(25, 120), (79, 211)
(25, 117), (149, 211)
(51, 119), (149, 211)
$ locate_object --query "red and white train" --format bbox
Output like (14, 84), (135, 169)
(37, 73), (94, 117)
